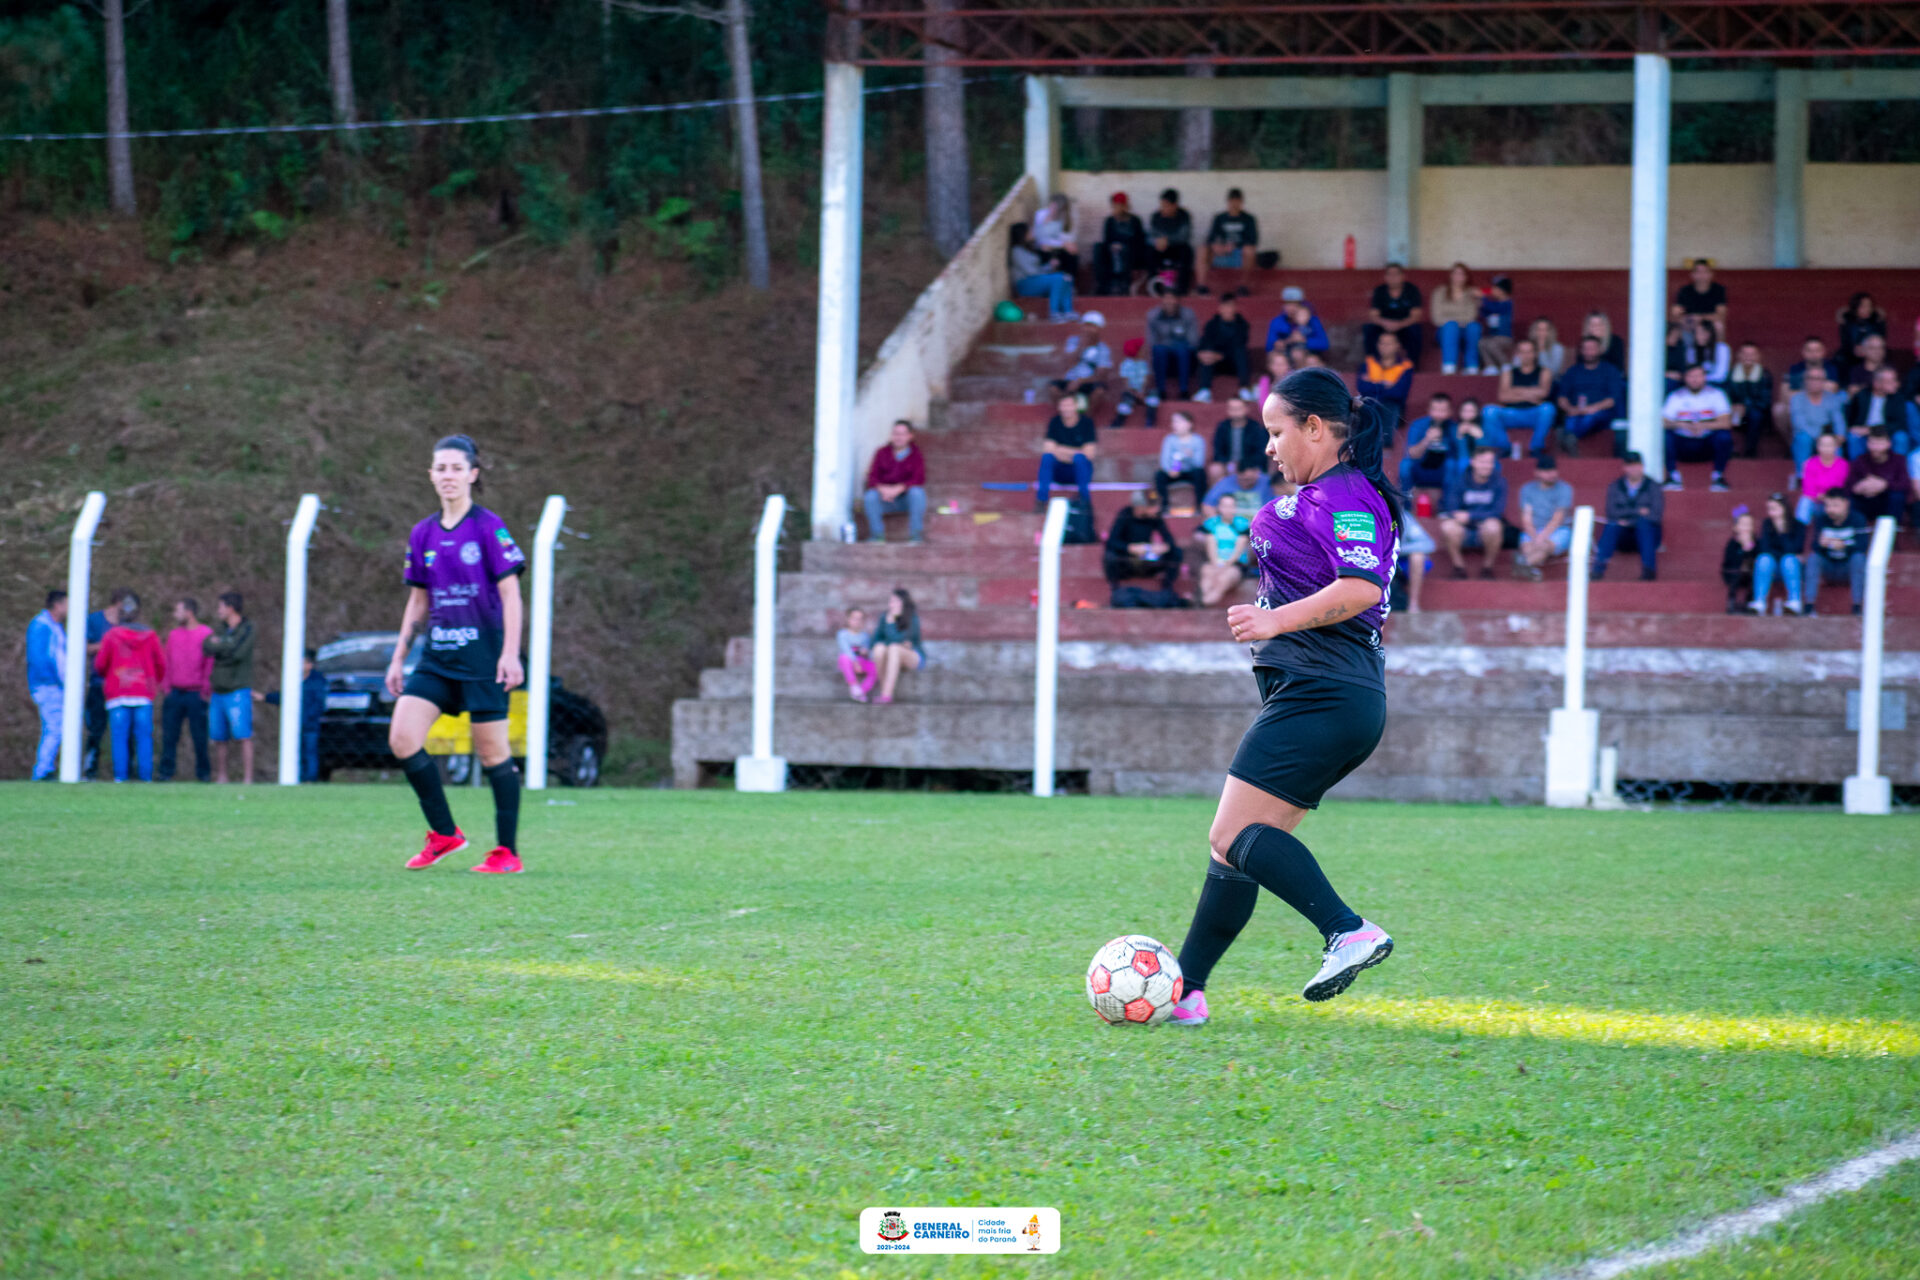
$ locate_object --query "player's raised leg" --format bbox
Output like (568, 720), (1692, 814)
(389, 692), (466, 867)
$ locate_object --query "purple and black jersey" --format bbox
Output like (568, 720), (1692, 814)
(1244, 463), (1398, 691)
(404, 505), (525, 680)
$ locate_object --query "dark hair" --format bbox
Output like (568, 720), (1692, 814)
(889, 587), (918, 631)
(1683, 362), (1706, 375)
(1009, 221), (1029, 248)
(1692, 257), (1712, 268)
(892, 418), (915, 433)
(108, 585), (134, 606)
(1579, 334), (1602, 347)
(1472, 444), (1500, 459)
(219, 590), (244, 615)
(1428, 392), (1453, 405)
(1226, 186), (1244, 201)
(1492, 274), (1513, 293)
(178, 596), (200, 619)
(1823, 486), (1849, 501)
(46, 589), (66, 609)
(1868, 425), (1892, 440)
(1804, 334), (1825, 346)
(1159, 187), (1179, 203)
(434, 433), (484, 494)
(1384, 261), (1405, 272)
(1848, 291), (1877, 318)
(304, 646), (318, 662)
(1532, 452), (1558, 469)
(1272, 367), (1403, 532)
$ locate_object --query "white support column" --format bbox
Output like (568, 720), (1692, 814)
(1772, 67), (1807, 269)
(810, 62), (865, 541)
(524, 494), (567, 790)
(1545, 507), (1599, 807)
(59, 491), (107, 783)
(1628, 53), (1672, 479)
(1844, 516), (1897, 815)
(277, 494), (321, 786)
(1024, 75), (1059, 201)
(1385, 72), (1422, 266)
(735, 494), (789, 792)
(1032, 497), (1068, 798)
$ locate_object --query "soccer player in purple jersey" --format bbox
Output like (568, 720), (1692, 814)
(1169, 367), (1402, 1024)
(385, 435), (529, 874)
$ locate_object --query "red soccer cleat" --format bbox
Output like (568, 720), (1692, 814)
(405, 829), (468, 869)
(470, 847), (523, 875)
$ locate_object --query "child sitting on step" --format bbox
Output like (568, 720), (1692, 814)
(1110, 336), (1157, 428)
(836, 607), (876, 703)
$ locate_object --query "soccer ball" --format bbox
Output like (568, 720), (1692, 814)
(1085, 934), (1184, 1025)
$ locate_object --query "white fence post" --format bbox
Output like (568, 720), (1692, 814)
(1033, 497), (1069, 797)
(1843, 515), (1897, 815)
(1545, 506), (1599, 807)
(59, 491), (107, 783)
(735, 495), (789, 792)
(524, 495), (568, 790)
(277, 494), (321, 785)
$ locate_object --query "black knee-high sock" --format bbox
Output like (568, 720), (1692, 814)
(1226, 823), (1363, 939)
(485, 760), (520, 852)
(401, 750), (458, 837)
(1177, 861), (1259, 993)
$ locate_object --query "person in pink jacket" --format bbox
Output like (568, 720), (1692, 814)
(93, 592), (167, 782)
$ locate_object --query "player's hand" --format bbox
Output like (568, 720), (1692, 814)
(497, 652), (525, 692)
(1226, 604), (1283, 644)
(385, 659), (406, 699)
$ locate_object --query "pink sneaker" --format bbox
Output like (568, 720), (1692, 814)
(1170, 988), (1209, 1027)
(405, 829), (467, 870)
(470, 847), (523, 874)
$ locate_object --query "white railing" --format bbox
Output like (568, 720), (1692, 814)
(735, 494), (789, 792)
(1032, 497), (1069, 797)
(524, 495), (568, 790)
(1544, 506), (1599, 806)
(59, 491), (107, 783)
(277, 494), (322, 785)
(1844, 515), (1898, 815)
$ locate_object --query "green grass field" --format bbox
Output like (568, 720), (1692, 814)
(3, 786), (1917, 1279)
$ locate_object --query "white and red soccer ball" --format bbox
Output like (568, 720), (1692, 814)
(1085, 934), (1184, 1025)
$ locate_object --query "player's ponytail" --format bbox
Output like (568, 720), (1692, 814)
(434, 433), (484, 495)
(1272, 367), (1403, 532)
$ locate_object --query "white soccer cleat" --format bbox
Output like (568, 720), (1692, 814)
(1302, 919), (1393, 1002)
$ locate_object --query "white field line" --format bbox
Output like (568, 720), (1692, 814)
(1547, 1129), (1920, 1280)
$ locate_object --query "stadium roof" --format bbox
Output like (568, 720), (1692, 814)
(829, 0), (1920, 67)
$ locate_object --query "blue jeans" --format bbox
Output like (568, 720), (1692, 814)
(1752, 553), (1803, 608)
(1399, 451), (1459, 492)
(32, 685), (62, 780)
(863, 486), (927, 540)
(1563, 411), (1614, 442)
(300, 727), (321, 782)
(1014, 272), (1073, 319)
(1151, 344), (1194, 399)
(1036, 452), (1093, 508)
(1439, 321), (1482, 370)
(1484, 403), (1557, 453)
(109, 701), (154, 782)
(1666, 429), (1734, 476)
(1592, 519), (1661, 576)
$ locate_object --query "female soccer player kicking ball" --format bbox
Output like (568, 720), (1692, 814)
(386, 434), (528, 874)
(1170, 367), (1400, 1025)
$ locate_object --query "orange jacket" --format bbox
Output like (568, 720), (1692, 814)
(94, 625), (167, 702)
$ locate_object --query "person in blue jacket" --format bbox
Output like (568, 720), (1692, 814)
(260, 647), (330, 782)
(25, 589), (69, 780)
(1264, 289), (1329, 354)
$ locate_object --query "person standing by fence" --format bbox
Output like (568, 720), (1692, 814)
(159, 597), (214, 783)
(94, 593), (167, 783)
(25, 590), (68, 781)
(204, 592), (257, 785)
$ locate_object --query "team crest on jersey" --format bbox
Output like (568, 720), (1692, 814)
(460, 541), (482, 565)
(422, 549), (437, 568)
(1338, 544), (1381, 571)
(1272, 493), (1299, 520)
(1332, 511), (1377, 542)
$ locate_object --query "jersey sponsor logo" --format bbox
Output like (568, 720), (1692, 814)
(422, 549), (437, 568)
(430, 625), (481, 647)
(495, 527), (526, 563)
(460, 541), (482, 565)
(1337, 544), (1381, 571)
(1332, 511), (1377, 542)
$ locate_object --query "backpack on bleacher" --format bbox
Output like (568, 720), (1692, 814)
(1061, 498), (1097, 545)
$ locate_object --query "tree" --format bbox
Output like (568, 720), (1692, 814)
(921, 0), (970, 258)
(327, 0), (357, 125)
(87, 0), (143, 215)
(608, 0), (770, 290)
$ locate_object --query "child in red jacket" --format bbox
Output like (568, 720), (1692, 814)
(94, 593), (167, 781)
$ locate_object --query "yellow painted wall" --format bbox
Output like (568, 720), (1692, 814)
(1061, 165), (1918, 269)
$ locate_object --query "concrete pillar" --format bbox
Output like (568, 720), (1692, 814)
(1024, 75), (1058, 200)
(811, 62), (865, 540)
(1627, 54), (1671, 478)
(1773, 67), (1807, 269)
(1385, 72), (1422, 266)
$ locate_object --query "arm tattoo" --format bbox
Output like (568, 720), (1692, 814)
(1295, 601), (1354, 630)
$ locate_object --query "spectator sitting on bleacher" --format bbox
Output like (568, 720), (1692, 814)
(1008, 221), (1075, 322)
(863, 419), (928, 544)
(1286, 342), (1325, 369)
(1252, 345), (1292, 404)
(1798, 431), (1850, 522)
(1109, 337), (1155, 428)
(1683, 316), (1731, 384)
(1753, 493), (1807, 615)
(1209, 395), (1263, 485)
(1147, 293), (1200, 401)
(1438, 446), (1508, 579)
(1202, 463), (1274, 522)
(1194, 296), (1251, 401)
(1515, 453), (1574, 582)
(1527, 317), (1566, 377)
(1032, 193), (1079, 282)
(1721, 507), (1758, 613)
(1045, 312), (1111, 405)
(1094, 193), (1147, 297)
(1431, 262), (1483, 374)
(1036, 393), (1096, 513)
(1196, 492), (1251, 606)
(1582, 310), (1626, 371)
(1264, 288), (1329, 354)
(1156, 411), (1208, 513)
(836, 607), (876, 703)
(1556, 335), (1625, 453)
(1147, 188), (1195, 295)
(1397, 513), (1434, 613)
(1399, 393), (1460, 494)
(1671, 258), (1728, 338)
(1662, 364), (1734, 493)
(1846, 333), (1890, 392)
(1357, 332), (1415, 439)
(1105, 489), (1183, 596)
(1454, 396), (1486, 460)
(1808, 488), (1870, 614)
(1484, 337), (1554, 458)
(1363, 262), (1425, 364)
(869, 588), (925, 704)
(1838, 291), (1887, 375)
(1591, 451), (1663, 582)
(1725, 342), (1774, 458)
(1776, 335), (1843, 440)
(1195, 187), (1259, 296)
(1478, 275), (1515, 372)
(1845, 366), (1917, 457)
(1848, 426), (1912, 526)
(1789, 367), (1849, 468)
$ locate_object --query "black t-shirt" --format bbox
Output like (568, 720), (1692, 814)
(1106, 509), (1173, 555)
(1508, 365), (1546, 393)
(1676, 281), (1727, 315)
(1148, 209), (1192, 245)
(1207, 211), (1259, 250)
(1809, 510), (1869, 561)
(1046, 414), (1097, 450)
(1212, 418), (1265, 469)
(1370, 282), (1423, 322)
